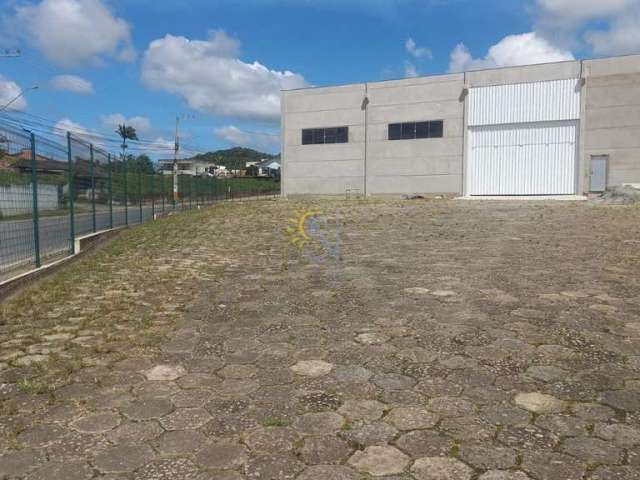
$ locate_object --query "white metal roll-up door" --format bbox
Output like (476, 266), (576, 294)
(467, 79), (581, 196)
(468, 121), (578, 195)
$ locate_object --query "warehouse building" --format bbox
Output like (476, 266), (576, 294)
(280, 54), (640, 197)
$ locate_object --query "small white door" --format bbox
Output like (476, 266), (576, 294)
(468, 121), (578, 196)
(590, 155), (608, 192)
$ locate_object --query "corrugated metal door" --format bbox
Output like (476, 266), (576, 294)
(468, 121), (578, 195)
(467, 78), (580, 196)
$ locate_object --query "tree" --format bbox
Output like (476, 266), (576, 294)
(129, 154), (155, 174)
(246, 164), (259, 177)
(116, 124), (138, 162)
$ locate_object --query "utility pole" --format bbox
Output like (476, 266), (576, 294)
(173, 116), (179, 205)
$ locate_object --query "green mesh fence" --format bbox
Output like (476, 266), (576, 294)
(0, 121), (280, 280)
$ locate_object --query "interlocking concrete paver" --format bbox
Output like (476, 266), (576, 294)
(132, 458), (202, 480)
(338, 399), (386, 422)
(70, 412), (121, 434)
(395, 430), (453, 458)
(93, 444), (155, 473)
(411, 457), (473, 480)
(154, 430), (207, 455)
(195, 441), (248, 470)
(296, 465), (359, 480)
(347, 445), (410, 476)
(298, 435), (352, 464)
(120, 398), (174, 420)
(159, 407), (212, 430)
(244, 453), (304, 479)
(25, 460), (93, 480)
(339, 421), (399, 446)
(2, 201), (640, 479)
(385, 406), (439, 430)
(521, 451), (585, 480)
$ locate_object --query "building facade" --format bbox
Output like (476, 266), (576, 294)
(281, 54), (640, 197)
(157, 159), (216, 176)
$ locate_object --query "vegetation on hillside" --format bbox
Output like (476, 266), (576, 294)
(187, 147), (278, 170)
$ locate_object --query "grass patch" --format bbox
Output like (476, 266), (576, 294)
(448, 443), (460, 458)
(261, 417), (290, 427)
(17, 378), (53, 395)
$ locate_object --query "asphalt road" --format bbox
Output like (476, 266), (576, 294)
(0, 203), (176, 274)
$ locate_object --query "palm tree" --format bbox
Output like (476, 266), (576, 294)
(116, 124), (138, 218)
(116, 124), (138, 161)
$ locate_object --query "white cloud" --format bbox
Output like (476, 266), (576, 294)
(54, 118), (107, 149)
(141, 30), (307, 122)
(144, 137), (176, 158)
(0, 75), (27, 111)
(50, 75), (94, 95)
(214, 125), (280, 152)
(449, 32), (574, 72)
(5, 0), (134, 67)
(54, 118), (91, 137)
(404, 61), (418, 78)
(535, 0), (640, 55)
(584, 8), (640, 55)
(100, 114), (152, 136)
(405, 38), (432, 59)
(537, 0), (633, 21)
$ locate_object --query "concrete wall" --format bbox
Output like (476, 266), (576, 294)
(365, 74), (464, 195)
(465, 61), (580, 87)
(282, 54), (640, 197)
(0, 184), (60, 216)
(282, 84), (365, 195)
(583, 55), (640, 189)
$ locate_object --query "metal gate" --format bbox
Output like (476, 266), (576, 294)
(467, 78), (581, 196)
(468, 121), (578, 195)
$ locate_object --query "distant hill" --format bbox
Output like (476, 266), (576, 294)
(188, 147), (278, 169)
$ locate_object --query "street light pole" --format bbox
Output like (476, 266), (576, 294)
(173, 115), (179, 206)
(0, 85), (38, 111)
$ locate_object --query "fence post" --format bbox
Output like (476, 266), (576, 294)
(180, 176), (184, 210)
(123, 155), (128, 226)
(189, 175), (193, 209)
(89, 144), (96, 233)
(67, 132), (76, 254)
(151, 172), (155, 219)
(138, 166), (143, 223)
(29, 132), (41, 268)
(108, 153), (113, 229)
(161, 174), (165, 212)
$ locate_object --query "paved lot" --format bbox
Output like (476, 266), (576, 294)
(1, 199), (640, 479)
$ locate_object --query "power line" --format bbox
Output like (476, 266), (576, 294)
(1, 110), (281, 158)
(0, 111), (183, 150)
(0, 114), (206, 160)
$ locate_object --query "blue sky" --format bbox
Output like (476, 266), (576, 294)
(1, 0), (639, 157)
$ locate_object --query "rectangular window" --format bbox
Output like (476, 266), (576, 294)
(388, 120), (444, 140)
(337, 127), (348, 143)
(415, 122), (429, 139)
(429, 120), (443, 138)
(324, 128), (337, 144)
(401, 123), (415, 140)
(302, 126), (349, 145)
(388, 123), (402, 141)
